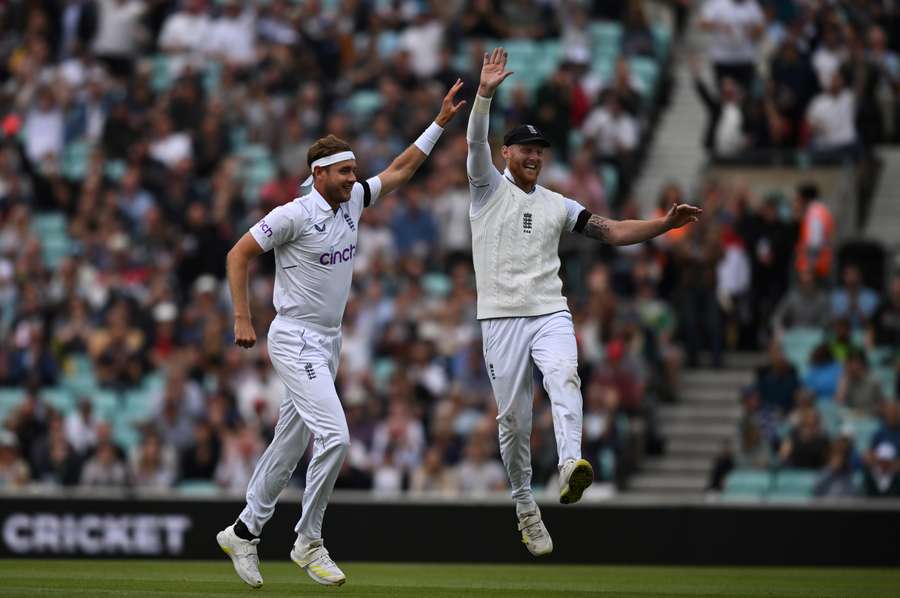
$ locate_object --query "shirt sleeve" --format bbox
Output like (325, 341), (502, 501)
(467, 96), (502, 215)
(249, 203), (303, 252)
(564, 197), (589, 232)
(356, 175), (383, 209)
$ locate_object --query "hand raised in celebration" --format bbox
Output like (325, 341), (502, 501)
(478, 47), (514, 98)
(665, 203), (703, 229)
(435, 79), (467, 127)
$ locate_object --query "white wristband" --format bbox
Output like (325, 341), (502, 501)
(414, 122), (444, 155)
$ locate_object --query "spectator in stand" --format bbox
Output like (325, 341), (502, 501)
(831, 264), (879, 329)
(410, 446), (460, 496)
(773, 267), (830, 332)
(130, 428), (177, 489)
(454, 426), (507, 495)
(755, 340), (799, 415)
(793, 183), (834, 283)
(806, 71), (859, 160)
(803, 343), (842, 402)
(179, 419), (222, 482)
(215, 424), (262, 495)
(690, 54), (749, 158)
(835, 348), (885, 417)
(581, 93), (639, 202)
(863, 442), (900, 498)
(621, 0), (657, 58)
(0, 430), (31, 488)
(769, 36), (820, 147)
(812, 23), (847, 91)
(871, 274), (900, 347)
(814, 431), (860, 498)
(700, 0), (765, 90)
(871, 402), (900, 456)
(79, 433), (128, 487)
(779, 405), (830, 470)
(864, 25), (900, 144)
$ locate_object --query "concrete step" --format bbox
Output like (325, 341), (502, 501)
(659, 404), (741, 423)
(666, 437), (728, 457)
(628, 473), (707, 493)
(660, 422), (734, 438)
(682, 370), (755, 385)
(642, 456), (712, 475)
(677, 387), (742, 403)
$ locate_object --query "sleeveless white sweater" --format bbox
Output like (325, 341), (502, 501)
(470, 175), (570, 319)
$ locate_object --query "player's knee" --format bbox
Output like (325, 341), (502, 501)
(544, 364), (581, 393)
(324, 427), (351, 453)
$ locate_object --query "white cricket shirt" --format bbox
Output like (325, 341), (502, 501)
(249, 177), (382, 329)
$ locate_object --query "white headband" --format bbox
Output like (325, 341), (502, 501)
(298, 151), (356, 195)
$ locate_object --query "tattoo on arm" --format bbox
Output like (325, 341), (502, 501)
(583, 215), (611, 242)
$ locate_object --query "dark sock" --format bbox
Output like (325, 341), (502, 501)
(233, 519), (258, 541)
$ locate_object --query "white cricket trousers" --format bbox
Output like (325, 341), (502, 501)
(238, 315), (348, 541)
(481, 310), (583, 506)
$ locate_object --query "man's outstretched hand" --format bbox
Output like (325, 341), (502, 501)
(665, 203), (703, 229)
(478, 47), (514, 98)
(435, 79), (467, 127)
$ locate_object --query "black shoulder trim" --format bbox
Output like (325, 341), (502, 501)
(360, 179), (372, 207)
(573, 209), (592, 234)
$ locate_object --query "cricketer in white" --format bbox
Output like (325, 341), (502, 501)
(468, 48), (702, 557)
(218, 81), (467, 588)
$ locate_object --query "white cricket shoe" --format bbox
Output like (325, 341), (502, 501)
(517, 506), (553, 556)
(290, 538), (346, 586)
(216, 525), (263, 588)
(559, 458), (594, 505)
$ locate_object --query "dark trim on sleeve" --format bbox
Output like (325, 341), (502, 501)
(360, 179), (372, 208)
(573, 209), (592, 234)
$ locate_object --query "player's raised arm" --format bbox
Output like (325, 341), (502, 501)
(578, 203), (702, 246)
(467, 48), (513, 193)
(376, 80), (466, 196)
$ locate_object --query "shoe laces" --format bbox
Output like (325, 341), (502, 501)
(306, 540), (337, 569)
(235, 538), (260, 566)
(517, 512), (547, 542)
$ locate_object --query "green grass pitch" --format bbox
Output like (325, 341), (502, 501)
(1, 560), (898, 597)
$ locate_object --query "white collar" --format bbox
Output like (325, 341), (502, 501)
(504, 167), (536, 194)
(307, 186), (335, 213)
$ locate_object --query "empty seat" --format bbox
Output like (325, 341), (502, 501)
(723, 469), (771, 498)
(769, 469), (819, 499)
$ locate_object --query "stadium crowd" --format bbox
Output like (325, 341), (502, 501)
(693, 0), (900, 162)
(703, 178), (900, 498)
(0, 0), (685, 496)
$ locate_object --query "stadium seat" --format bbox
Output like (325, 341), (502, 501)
(652, 23), (673, 60)
(177, 480), (220, 496)
(40, 387), (75, 415)
(817, 401), (843, 435)
(0, 387), (26, 422)
(723, 469), (770, 498)
(61, 141), (90, 181)
(850, 417), (881, 451)
(104, 159), (127, 182)
(422, 273), (451, 298)
(782, 327), (824, 373)
(769, 469), (819, 499)
(601, 164), (619, 200)
(151, 55), (174, 92)
(589, 22), (623, 55)
(628, 57), (660, 97)
(347, 90), (382, 118)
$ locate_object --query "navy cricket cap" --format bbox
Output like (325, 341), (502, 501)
(503, 124), (551, 147)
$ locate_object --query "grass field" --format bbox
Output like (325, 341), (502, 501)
(1, 560), (898, 597)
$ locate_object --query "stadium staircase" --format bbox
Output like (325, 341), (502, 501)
(626, 353), (756, 496)
(863, 146), (900, 251)
(633, 18), (707, 217)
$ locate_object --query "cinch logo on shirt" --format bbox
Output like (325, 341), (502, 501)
(319, 244), (357, 265)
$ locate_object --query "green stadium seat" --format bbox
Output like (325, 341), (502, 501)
(112, 418), (141, 450)
(601, 164), (618, 200)
(782, 327), (824, 373)
(422, 273), (451, 298)
(0, 387), (26, 423)
(817, 401), (843, 435)
(589, 22), (623, 54)
(347, 90), (382, 118)
(769, 469), (818, 499)
(32, 212), (67, 236)
(151, 55), (174, 92)
(723, 469), (770, 498)
(850, 417), (881, 451)
(177, 480), (221, 496)
(104, 159), (127, 181)
(629, 57), (660, 97)
(652, 23), (673, 60)
(41, 387), (75, 414)
(61, 141), (89, 180)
